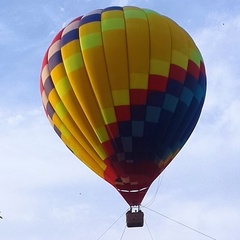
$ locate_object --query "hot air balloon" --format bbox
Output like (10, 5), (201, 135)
(40, 6), (206, 227)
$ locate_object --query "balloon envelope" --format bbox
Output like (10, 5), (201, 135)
(40, 6), (206, 206)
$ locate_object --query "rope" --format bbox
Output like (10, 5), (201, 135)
(119, 225), (127, 240)
(143, 171), (165, 207)
(96, 211), (126, 240)
(144, 207), (217, 240)
(145, 219), (154, 240)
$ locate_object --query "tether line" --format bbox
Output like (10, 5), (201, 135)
(96, 211), (126, 240)
(119, 225), (127, 240)
(144, 207), (216, 240)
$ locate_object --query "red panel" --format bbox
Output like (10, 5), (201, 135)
(115, 105), (130, 121)
(106, 122), (119, 139)
(169, 64), (186, 83)
(148, 75), (168, 92)
(40, 78), (44, 94)
(200, 61), (206, 76)
(110, 160), (161, 205)
(103, 158), (118, 185)
(130, 89), (147, 105)
(102, 140), (115, 156)
(187, 60), (200, 79)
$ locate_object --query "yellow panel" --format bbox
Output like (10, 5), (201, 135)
(51, 63), (66, 83)
(52, 100), (107, 162)
(95, 126), (109, 143)
(171, 50), (188, 70)
(101, 107), (116, 124)
(59, 123), (71, 139)
(55, 76), (72, 98)
(150, 59), (170, 77)
(189, 48), (202, 67)
(124, 6), (147, 20)
(130, 73), (148, 89)
(102, 18), (125, 31)
(79, 21), (100, 36)
(49, 70), (108, 162)
(144, 11), (172, 76)
(102, 9), (123, 19)
(124, 7), (150, 88)
(166, 17), (188, 56)
(80, 20), (117, 126)
(81, 46), (114, 109)
(187, 36), (199, 53)
(67, 68), (108, 137)
(53, 116), (107, 178)
(62, 39), (112, 145)
(61, 40), (81, 59)
(60, 92), (108, 159)
(64, 52), (84, 73)
(55, 101), (68, 119)
(81, 32), (102, 50)
(112, 89), (129, 106)
(48, 90), (67, 119)
(102, 29), (129, 91)
(61, 40), (106, 137)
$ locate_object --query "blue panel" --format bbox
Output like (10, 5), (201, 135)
(174, 98), (199, 146)
(44, 76), (54, 96)
(154, 109), (172, 152)
(163, 94), (179, 113)
(144, 122), (158, 137)
(180, 99), (204, 144)
(132, 138), (151, 161)
(166, 79), (183, 97)
(131, 106), (146, 120)
(119, 122), (131, 136)
(125, 152), (134, 162)
(132, 121), (144, 137)
(161, 147), (172, 161)
(162, 101), (188, 148)
(146, 106), (161, 123)
(80, 12), (101, 26)
(180, 87), (193, 106)
(117, 152), (125, 161)
(111, 137), (123, 152)
(61, 29), (79, 46)
(46, 102), (55, 118)
(198, 72), (207, 88)
(122, 137), (132, 152)
(184, 73), (197, 90)
(48, 51), (62, 72)
(53, 125), (62, 138)
(147, 91), (164, 106)
(194, 84), (205, 103)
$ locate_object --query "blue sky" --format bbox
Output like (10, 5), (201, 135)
(0, 0), (240, 239)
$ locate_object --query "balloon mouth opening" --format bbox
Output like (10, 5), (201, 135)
(117, 186), (148, 193)
(117, 187), (149, 206)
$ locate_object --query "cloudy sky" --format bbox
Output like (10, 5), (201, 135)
(0, 0), (239, 239)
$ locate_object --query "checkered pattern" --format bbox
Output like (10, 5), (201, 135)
(40, 6), (206, 205)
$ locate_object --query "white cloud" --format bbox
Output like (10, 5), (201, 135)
(7, 114), (25, 126)
(191, 14), (240, 156)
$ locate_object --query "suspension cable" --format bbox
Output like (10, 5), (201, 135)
(144, 207), (216, 240)
(143, 171), (165, 208)
(96, 211), (126, 240)
(145, 219), (154, 240)
(119, 225), (127, 240)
